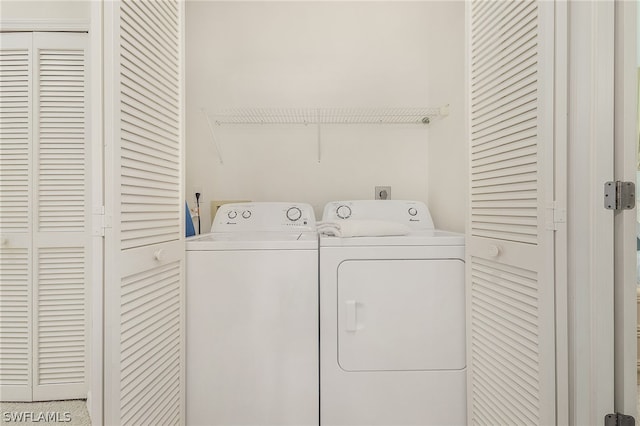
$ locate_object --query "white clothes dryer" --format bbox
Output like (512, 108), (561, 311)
(319, 200), (466, 426)
(186, 202), (318, 426)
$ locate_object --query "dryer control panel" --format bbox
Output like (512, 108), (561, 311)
(322, 200), (435, 230)
(212, 202), (316, 232)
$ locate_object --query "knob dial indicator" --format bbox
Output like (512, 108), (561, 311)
(242, 210), (252, 219)
(336, 205), (352, 219)
(286, 207), (302, 221)
(227, 211), (237, 219)
(408, 207), (418, 216)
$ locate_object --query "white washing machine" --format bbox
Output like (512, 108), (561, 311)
(319, 200), (466, 426)
(186, 202), (319, 426)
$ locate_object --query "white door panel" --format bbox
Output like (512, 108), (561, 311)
(31, 32), (90, 401)
(103, 0), (185, 424)
(467, 1), (556, 424)
(0, 32), (33, 402)
(0, 31), (89, 402)
(337, 259), (465, 371)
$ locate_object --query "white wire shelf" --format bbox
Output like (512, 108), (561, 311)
(201, 106), (449, 164)
(207, 107), (447, 125)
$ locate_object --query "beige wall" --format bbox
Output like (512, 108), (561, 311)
(425, 1), (467, 233)
(0, 1), (89, 22)
(185, 1), (466, 230)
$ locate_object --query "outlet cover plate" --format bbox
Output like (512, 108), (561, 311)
(375, 186), (391, 200)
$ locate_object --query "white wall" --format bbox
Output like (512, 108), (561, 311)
(0, 1), (89, 22)
(425, 2), (466, 233)
(186, 1), (465, 230)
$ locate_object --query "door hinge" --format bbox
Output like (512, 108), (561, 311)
(604, 413), (635, 426)
(545, 202), (566, 231)
(604, 181), (635, 210)
(92, 206), (112, 237)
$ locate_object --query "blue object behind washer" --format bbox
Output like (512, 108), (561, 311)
(185, 201), (195, 237)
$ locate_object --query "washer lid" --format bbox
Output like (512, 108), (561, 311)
(320, 229), (464, 247)
(186, 231), (318, 250)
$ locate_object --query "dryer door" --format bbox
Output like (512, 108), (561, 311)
(337, 259), (465, 371)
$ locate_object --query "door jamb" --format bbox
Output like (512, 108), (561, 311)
(613, 0), (638, 417)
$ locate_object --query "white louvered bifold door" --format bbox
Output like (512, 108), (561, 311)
(0, 32), (89, 402)
(31, 32), (90, 401)
(467, 1), (556, 424)
(104, 1), (185, 424)
(0, 32), (33, 402)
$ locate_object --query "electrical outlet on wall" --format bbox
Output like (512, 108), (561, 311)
(375, 186), (391, 200)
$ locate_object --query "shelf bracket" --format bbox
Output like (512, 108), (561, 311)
(201, 108), (224, 164)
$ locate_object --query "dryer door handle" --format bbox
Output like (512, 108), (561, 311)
(345, 300), (358, 332)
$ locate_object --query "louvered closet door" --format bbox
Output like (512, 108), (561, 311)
(31, 32), (89, 401)
(467, 1), (556, 425)
(104, 1), (184, 424)
(0, 32), (89, 402)
(0, 32), (33, 402)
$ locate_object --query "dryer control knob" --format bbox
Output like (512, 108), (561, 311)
(408, 207), (418, 216)
(336, 205), (352, 219)
(227, 210), (237, 219)
(242, 210), (252, 219)
(286, 207), (302, 221)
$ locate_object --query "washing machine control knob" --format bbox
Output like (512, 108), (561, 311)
(408, 207), (418, 216)
(242, 210), (252, 219)
(286, 207), (302, 221)
(336, 205), (352, 219)
(227, 210), (237, 219)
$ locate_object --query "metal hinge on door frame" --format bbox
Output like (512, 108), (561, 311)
(545, 201), (566, 231)
(604, 181), (636, 210)
(604, 413), (635, 426)
(92, 206), (112, 237)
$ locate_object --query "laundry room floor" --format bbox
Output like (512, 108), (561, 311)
(0, 389), (638, 424)
(0, 400), (90, 425)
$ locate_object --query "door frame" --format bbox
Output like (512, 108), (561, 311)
(88, 2), (104, 425)
(613, 0), (638, 418)
(565, 1), (616, 423)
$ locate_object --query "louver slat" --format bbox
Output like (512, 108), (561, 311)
(120, 0), (181, 251)
(120, 262), (181, 426)
(35, 248), (85, 385)
(470, 257), (541, 424)
(0, 49), (30, 233)
(37, 49), (86, 233)
(470, 0), (538, 246)
(472, 3), (537, 79)
(0, 249), (30, 387)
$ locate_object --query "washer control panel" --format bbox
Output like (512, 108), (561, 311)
(212, 202), (316, 232)
(336, 205), (352, 219)
(322, 200), (435, 230)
